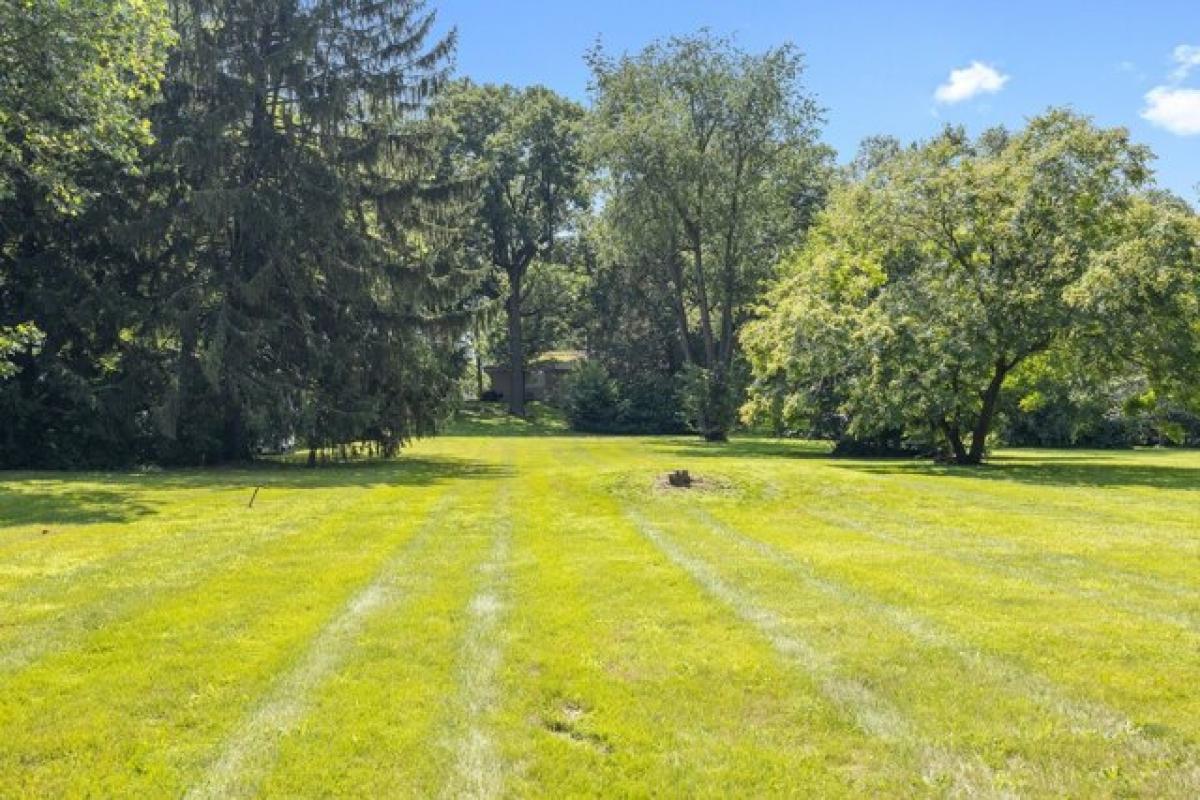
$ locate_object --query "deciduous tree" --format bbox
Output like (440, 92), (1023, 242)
(432, 82), (589, 416)
(587, 31), (827, 440)
(745, 110), (1198, 464)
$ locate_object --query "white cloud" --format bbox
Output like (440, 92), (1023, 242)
(934, 61), (1010, 104)
(1170, 44), (1200, 83)
(1141, 44), (1200, 136)
(1142, 86), (1200, 135)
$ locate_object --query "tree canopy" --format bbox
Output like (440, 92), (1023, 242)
(744, 110), (1200, 463)
(432, 81), (590, 416)
(587, 31), (829, 440)
(0, 0), (173, 212)
(1, 0), (480, 467)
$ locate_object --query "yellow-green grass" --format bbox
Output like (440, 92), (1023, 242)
(1, 425), (1198, 797)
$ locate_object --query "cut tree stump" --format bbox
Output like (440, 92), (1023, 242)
(668, 470), (692, 488)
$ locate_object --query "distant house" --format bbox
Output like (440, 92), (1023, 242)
(484, 350), (585, 404)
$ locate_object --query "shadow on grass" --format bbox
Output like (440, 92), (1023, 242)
(831, 454), (1200, 491)
(0, 454), (511, 528)
(647, 437), (834, 461)
(0, 487), (156, 528)
(442, 401), (571, 438)
(647, 437), (1200, 491)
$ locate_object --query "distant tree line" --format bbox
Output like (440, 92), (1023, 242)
(2, 4), (1198, 467)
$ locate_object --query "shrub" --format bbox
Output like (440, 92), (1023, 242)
(679, 364), (739, 441)
(563, 363), (625, 432)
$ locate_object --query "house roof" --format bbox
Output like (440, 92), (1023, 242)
(531, 350), (587, 367)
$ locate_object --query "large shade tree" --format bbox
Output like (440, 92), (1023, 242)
(432, 82), (589, 416)
(744, 110), (1200, 464)
(587, 31), (828, 440)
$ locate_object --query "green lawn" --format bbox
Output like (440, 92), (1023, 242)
(2, 423), (1199, 797)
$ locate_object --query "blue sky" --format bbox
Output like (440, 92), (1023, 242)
(434, 1), (1199, 203)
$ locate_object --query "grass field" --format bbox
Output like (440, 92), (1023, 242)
(2, 412), (1199, 797)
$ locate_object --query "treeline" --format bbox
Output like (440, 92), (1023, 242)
(3, 3), (1199, 468)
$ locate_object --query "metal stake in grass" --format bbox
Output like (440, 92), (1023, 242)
(248, 486), (261, 508)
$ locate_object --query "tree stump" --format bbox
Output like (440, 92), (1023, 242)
(668, 469), (692, 488)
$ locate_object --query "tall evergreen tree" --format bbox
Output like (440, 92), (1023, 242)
(1, 0), (481, 467)
(150, 0), (476, 462)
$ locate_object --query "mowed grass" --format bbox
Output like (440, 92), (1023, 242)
(2, 421), (1199, 797)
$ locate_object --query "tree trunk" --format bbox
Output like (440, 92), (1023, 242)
(665, 255), (694, 366)
(966, 362), (1008, 465)
(220, 383), (247, 462)
(940, 420), (969, 464)
(691, 232), (717, 368)
(506, 269), (525, 417)
(473, 323), (485, 399)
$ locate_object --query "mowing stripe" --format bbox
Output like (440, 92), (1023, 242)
(735, 456), (1199, 603)
(871, 468), (1199, 538)
(807, 487), (1200, 603)
(443, 487), (514, 800)
(625, 509), (1006, 799)
(185, 487), (465, 800)
(684, 507), (1200, 792)
(0, 486), (374, 675)
(810, 506), (1200, 635)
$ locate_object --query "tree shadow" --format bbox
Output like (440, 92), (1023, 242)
(831, 453), (1200, 491)
(0, 486), (156, 528)
(0, 454), (512, 529)
(130, 454), (515, 490)
(648, 437), (834, 461)
(442, 402), (571, 438)
(646, 437), (1200, 491)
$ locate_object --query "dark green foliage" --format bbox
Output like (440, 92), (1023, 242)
(679, 364), (739, 442)
(579, 255), (688, 433)
(562, 363), (624, 433)
(1, 0), (480, 468)
(562, 363), (687, 435)
(829, 434), (925, 458)
(1000, 378), (1200, 448)
(588, 31), (830, 442)
(431, 81), (590, 417)
(612, 374), (688, 434)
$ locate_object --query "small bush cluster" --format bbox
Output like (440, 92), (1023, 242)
(562, 363), (687, 434)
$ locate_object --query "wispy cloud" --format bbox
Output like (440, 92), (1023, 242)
(1141, 45), (1200, 136)
(1169, 44), (1200, 82)
(934, 61), (1010, 104)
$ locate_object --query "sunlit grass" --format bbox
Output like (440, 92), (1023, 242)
(1, 428), (1198, 796)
